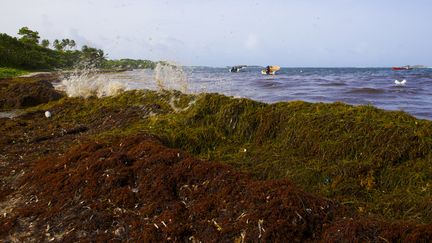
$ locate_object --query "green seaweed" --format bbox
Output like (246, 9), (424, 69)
(25, 89), (432, 223)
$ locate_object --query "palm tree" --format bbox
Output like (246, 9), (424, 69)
(41, 39), (50, 48)
(61, 39), (69, 50)
(69, 40), (76, 49)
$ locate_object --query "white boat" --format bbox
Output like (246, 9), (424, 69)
(229, 65), (247, 72)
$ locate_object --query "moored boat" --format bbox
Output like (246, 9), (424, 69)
(229, 65), (247, 72)
(262, 65), (280, 75)
(392, 65), (413, 70)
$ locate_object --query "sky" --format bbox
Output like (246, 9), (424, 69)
(1, 0), (431, 67)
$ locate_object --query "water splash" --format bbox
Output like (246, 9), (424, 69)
(56, 61), (192, 99)
(60, 67), (126, 98)
(168, 95), (197, 113)
(153, 62), (188, 93)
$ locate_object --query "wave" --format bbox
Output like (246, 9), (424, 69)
(345, 87), (386, 94)
(319, 82), (347, 86)
(256, 80), (283, 88)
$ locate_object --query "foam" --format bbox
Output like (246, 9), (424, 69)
(60, 69), (126, 98)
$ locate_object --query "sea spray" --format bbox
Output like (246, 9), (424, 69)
(60, 67), (126, 98)
(153, 62), (188, 93)
(59, 62), (189, 98)
(153, 63), (199, 111)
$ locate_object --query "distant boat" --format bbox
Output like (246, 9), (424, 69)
(261, 65), (281, 75)
(229, 65), (247, 72)
(392, 65), (413, 70)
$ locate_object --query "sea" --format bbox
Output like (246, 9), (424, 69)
(76, 66), (432, 120)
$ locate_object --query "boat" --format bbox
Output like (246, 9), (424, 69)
(261, 65), (280, 75)
(229, 65), (247, 72)
(392, 65), (413, 70)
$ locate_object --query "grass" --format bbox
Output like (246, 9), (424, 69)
(0, 67), (29, 78)
(26, 89), (432, 223)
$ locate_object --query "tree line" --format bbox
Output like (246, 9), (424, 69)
(0, 27), (155, 70)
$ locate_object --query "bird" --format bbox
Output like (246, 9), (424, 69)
(45, 111), (52, 118)
(394, 79), (407, 86)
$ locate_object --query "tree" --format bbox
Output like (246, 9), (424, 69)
(61, 39), (69, 50)
(0, 32), (64, 69)
(18, 27), (40, 45)
(41, 39), (50, 48)
(69, 40), (76, 49)
(53, 39), (63, 51)
(80, 45), (105, 67)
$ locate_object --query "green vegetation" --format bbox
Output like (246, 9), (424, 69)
(0, 27), (156, 71)
(0, 67), (29, 78)
(0, 32), (71, 70)
(17, 27), (40, 45)
(29, 90), (432, 224)
(52, 38), (76, 51)
(40, 39), (50, 48)
(101, 58), (157, 70)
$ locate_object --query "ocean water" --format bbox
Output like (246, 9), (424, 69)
(78, 67), (432, 120)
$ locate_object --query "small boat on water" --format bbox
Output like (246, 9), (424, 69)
(392, 65), (413, 70)
(261, 65), (280, 75)
(229, 65), (247, 72)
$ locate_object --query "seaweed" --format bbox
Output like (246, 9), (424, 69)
(2, 83), (432, 241)
(13, 89), (432, 223)
(0, 75), (64, 110)
(2, 135), (431, 242)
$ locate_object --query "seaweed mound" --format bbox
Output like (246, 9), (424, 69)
(0, 135), (340, 241)
(2, 87), (432, 241)
(0, 76), (64, 110)
(143, 93), (432, 223)
(7, 89), (431, 223)
(2, 135), (431, 242)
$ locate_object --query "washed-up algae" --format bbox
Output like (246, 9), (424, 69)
(10, 88), (432, 224)
(0, 75), (64, 110)
(2, 135), (432, 242)
(1, 83), (432, 240)
(149, 94), (432, 223)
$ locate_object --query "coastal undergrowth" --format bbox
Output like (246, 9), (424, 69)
(0, 68), (29, 79)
